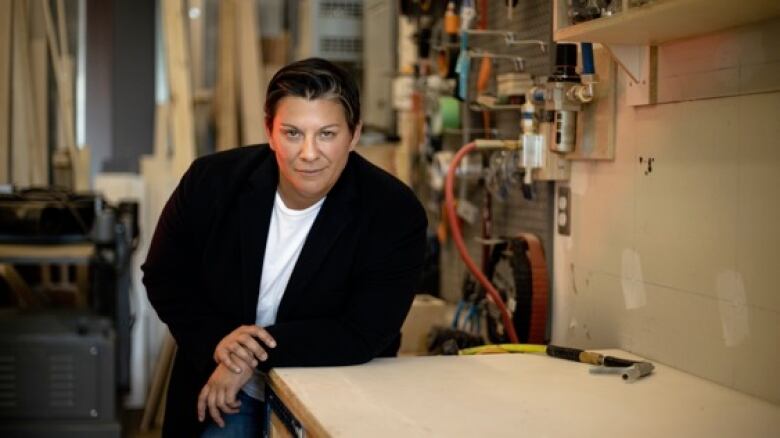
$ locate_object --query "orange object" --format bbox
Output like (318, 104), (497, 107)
(478, 58), (492, 139)
(479, 0), (488, 29)
(476, 57), (492, 94)
(444, 2), (459, 35)
(518, 233), (550, 345)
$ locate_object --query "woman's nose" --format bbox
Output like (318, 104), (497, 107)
(300, 136), (318, 161)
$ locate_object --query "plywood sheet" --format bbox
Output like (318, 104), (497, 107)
(633, 98), (739, 299)
(735, 92), (780, 313)
(269, 353), (780, 437)
(567, 45), (617, 161)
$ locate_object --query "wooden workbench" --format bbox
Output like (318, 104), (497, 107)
(267, 350), (780, 437)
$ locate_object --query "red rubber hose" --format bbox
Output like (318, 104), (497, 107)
(444, 142), (519, 343)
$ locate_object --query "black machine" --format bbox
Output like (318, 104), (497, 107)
(0, 187), (139, 437)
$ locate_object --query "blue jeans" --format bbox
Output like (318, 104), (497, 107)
(201, 390), (266, 438)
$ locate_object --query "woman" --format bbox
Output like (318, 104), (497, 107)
(142, 58), (427, 436)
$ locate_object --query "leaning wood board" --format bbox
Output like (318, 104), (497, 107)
(215, 0), (238, 151)
(0, 0), (12, 182)
(161, 0), (196, 177)
(11, 0), (36, 186)
(235, 0), (265, 145)
(268, 350), (779, 437)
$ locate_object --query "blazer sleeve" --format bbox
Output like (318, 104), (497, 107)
(257, 194), (428, 371)
(141, 160), (235, 377)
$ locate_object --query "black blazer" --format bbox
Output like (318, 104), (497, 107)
(142, 145), (427, 435)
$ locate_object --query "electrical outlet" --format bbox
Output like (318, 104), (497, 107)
(557, 186), (571, 236)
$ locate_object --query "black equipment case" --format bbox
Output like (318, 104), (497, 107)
(0, 311), (120, 437)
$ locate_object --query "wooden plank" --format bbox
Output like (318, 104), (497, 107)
(140, 332), (176, 432)
(0, 0), (12, 183)
(215, 0), (238, 151)
(268, 370), (330, 438)
(187, 0), (205, 90)
(56, 55), (75, 150)
(235, 0), (265, 145)
(55, 0), (82, 187)
(72, 143), (90, 191)
(42, 0), (80, 190)
(0, 264), (42, 309)
(152, 103), (169, 159)
(188, 0), (210, 156)
(0, 243), (95, 263)
(56, 0), (69, 58)
(269, 352), (780, 437)
(41, 0), (76, 152)
(11, 0), (38, 187)
(566, 45), (617, 161)
(154, 348), (174, 429)
(29, 0), (49, 185)
(554, 0), (780, 45)
(162, 0), (196, 176)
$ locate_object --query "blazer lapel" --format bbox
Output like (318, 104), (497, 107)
(276, 154), (359, 321)
(238, 156), (278, 323)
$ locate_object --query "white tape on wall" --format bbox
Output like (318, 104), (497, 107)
(621, 248), (647, 310)
(716, 270), (749, 347)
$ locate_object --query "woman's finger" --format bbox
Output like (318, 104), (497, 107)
(216, 387), (227, 413)
(207, 388), (224, 428)
(217, 348), (242, 373)
(237, 334), (268, 361)
(229, 343), (255, 363)
(246, 325), (277, 349)
(197, 385), (209, 422)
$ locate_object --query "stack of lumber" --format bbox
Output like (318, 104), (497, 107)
(0, 0), (88, 190)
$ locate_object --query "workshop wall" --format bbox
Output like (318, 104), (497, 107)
(552, 17), (780, 404)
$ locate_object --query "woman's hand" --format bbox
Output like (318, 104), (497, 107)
(196, 363), (253, 427)
(213, 325), (277, 373)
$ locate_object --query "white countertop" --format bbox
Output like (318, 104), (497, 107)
(268, 350), (780, 437)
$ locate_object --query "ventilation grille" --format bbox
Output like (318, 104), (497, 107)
(49, 354), (76, 408)
(320, 1), (362, 19)
(321, 37), (362, 54)
(0, 355), (17, 409)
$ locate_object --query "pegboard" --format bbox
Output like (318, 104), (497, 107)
(435, 0), (556, 314)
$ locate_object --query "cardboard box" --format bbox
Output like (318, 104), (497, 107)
(399, 294), (450, 355)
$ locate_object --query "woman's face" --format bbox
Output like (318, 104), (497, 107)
(266, 96), (361, 210)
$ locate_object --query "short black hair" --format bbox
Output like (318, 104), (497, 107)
(264, 57), (361, 134)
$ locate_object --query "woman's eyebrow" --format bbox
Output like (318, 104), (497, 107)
(280, 123), (340, 130)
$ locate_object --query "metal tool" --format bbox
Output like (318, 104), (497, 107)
(546, 344), (655, 382)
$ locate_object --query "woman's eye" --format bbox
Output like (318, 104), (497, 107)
(285, 130), (300, 139)
(320, 131), (335, 139)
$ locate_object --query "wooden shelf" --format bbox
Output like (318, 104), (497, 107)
(554, 0), (780, 45)
(0, 243), (95, 263)
(469, 102), (525, 111)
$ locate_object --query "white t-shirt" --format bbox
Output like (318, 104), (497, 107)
(242, 191), (324, 400)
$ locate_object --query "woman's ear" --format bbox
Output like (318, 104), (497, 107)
(265, 123), (274, 150)
(349, 122), (363, 151)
